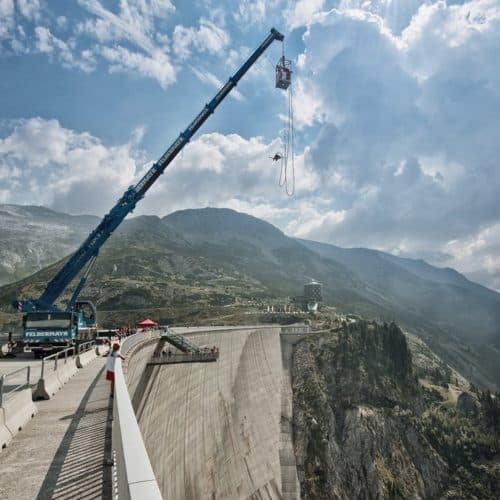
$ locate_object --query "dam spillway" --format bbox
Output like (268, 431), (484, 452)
(124, 326), (300, 499)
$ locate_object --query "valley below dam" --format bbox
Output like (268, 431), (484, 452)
(124, 326), (302, 500)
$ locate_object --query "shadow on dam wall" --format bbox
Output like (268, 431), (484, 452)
(124, 327), (301, 500)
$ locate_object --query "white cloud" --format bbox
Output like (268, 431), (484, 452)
(173, 19), (229, 60)
(76, 0), (177, 87)
(0, 0), (42, 52)
(189, 65), (245, 101)
(100, 45), (175, 88)
(234, 0), (267, 26)
(273, 0), (500, 290)
(17, 0), (41, 20)
(285, 200), (346, 239)
(34, 26), (95, 72)
(0, 118), (139, 215)
(291, 78), (327, 128)
(286, 0), (325, 29)
(77, 0), (159, 51)
(0, 119), (308, 228)
(444, 223), (500, 291)
(56, 15), (67, 28)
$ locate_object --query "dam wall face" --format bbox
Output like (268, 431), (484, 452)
(280, 334), (303, 498)
(124, 338), (158, 404)
(134, 327), (282, 499)
(128, 326), (301, 500)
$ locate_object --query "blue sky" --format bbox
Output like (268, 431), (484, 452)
(1, 0), (500, 291)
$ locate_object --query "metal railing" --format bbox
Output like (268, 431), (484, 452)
(40, 347), (75, 379)
(0, 366), (31, 407)
(77, 340), (95, 354)
(160, 332), (204, 353)
(281, 324), (311, 334)
(148, 350), (219, 365)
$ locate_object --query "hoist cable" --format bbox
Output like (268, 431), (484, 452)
(279, 77), (295, 196)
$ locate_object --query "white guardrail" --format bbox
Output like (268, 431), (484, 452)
(113, 332), (162, 500)
(34, 346), (78, 400)
(0, 366), (31, 407)
(0, 365), (37, 449)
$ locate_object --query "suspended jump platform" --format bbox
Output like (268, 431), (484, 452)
(147, 330), (219, 365)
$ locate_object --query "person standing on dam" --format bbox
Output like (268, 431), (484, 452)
(106, 343), (125, 397)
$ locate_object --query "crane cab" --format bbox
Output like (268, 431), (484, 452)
(276, 56), (292, 90)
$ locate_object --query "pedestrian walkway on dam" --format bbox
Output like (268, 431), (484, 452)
(0, 357), (112, 500)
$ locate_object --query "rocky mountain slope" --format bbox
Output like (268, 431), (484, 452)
(0, 205), (499, 388)
(0, 204), (98, 285)
(293, 321), (500, 499)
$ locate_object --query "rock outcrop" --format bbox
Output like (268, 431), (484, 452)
(292, 321), (500, 499)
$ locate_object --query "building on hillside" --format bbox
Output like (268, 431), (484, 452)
(304, 279), (323, 312)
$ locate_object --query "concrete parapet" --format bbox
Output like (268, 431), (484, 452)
(3, 388), (37, 437)
(112, 357), (162, 500)
(76, 349), (97, 369)
(34, 357), (76, 400)
(34, 366), (62, 400)
(56, 359), (78, 386)
(0, 407), (13, 449)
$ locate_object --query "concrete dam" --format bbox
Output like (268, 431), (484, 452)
(124, 326), (302, 499)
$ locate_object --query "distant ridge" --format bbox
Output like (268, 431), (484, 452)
(1, 204), (499, 388)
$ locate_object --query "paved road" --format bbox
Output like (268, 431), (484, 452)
(0, 354), (44, 397)
(127, 327), (286, 500)
(0, 358), (112, 500)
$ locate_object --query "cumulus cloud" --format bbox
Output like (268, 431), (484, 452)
(0, 118), (313, 233)
(173, 19), (229, 59)
(286, 0), (326, 29)
(137, 132), (287, 214)
(99, 45), (174, 88)
(75, 0), (176, 87)
(17, 0), (41, 20)
(0, 118), (139, 215)
(233, 0), (267, 26)
(35, 26), (95, 72)
(0, 0), (42, 53)
(189, 65), (245, 101)
(279, 0), (500, 289)
(446, 222), (500, 291)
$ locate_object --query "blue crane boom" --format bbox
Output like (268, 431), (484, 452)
(14, 28), (284, 314)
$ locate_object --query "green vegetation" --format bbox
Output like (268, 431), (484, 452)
(294, 320), (500, 499)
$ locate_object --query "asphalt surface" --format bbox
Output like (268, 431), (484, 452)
(0, 357), (113, 500)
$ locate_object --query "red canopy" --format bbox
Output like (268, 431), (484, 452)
(136, 318), (158, 327)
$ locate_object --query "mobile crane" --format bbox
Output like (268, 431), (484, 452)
(13, 28), (286, 358)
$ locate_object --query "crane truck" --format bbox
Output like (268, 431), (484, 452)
(13, 28), (286, 358)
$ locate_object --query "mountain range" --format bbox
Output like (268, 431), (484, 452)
(0, 204), (98, 285)
(0, 204), (499, 389)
